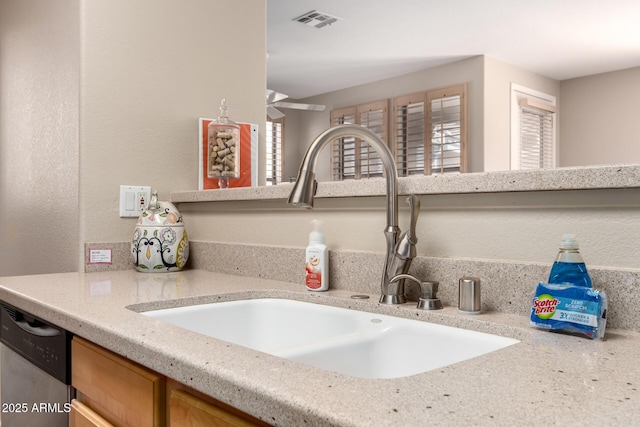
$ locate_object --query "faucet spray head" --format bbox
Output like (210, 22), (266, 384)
(287, 169), (317, 209)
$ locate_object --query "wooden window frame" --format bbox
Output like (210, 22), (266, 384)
(330, 100), (389, 181)
(393, 92), (427, 177)
(329, 84), (467, 180)
(393, 83), (467, 176)
(330, 106), (357, 180)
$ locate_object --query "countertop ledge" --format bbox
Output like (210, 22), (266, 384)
(171, 163), (640, 203)
(1, 269), (639, 426)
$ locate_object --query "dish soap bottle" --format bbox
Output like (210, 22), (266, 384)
(548, 234), (593, 288)
(305, 219), (329, 291)
(207, 98), (240, 188)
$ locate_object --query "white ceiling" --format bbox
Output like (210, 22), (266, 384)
(267, 0), (640, 99)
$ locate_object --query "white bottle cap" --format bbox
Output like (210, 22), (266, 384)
(560, 234), (579, 250)
(309, 219), (325, 244)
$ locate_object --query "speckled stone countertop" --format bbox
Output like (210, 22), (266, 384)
(171, 164), (640, 203)
(0, 269), (638, 426)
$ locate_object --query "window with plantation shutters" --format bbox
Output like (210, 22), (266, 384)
(357, 100), (388, 178)
(511, 84), (556, 170)
(330, 100), (388, 181)
(265, 117), (284, 185)
(394, 84), (467, 176)
(330, 106), (356, 180)
(393, 93), (426, 176)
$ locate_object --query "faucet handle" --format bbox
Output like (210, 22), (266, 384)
(394, 195), (421, 260)
(406, 195), (420, 244)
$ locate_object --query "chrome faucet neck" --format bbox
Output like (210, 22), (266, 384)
(288, 124), (419, 305)
(288, 124), (398, 228)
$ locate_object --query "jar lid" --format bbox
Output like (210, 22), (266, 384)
(209, 97), (239, 128)
(137, 191), (183, 227)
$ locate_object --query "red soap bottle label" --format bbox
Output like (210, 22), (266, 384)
(306, 272), (322, 289)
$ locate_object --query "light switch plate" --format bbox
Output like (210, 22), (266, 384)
(119, 185), (151, 217)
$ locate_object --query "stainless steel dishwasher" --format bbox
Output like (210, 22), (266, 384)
(0, 302), (73, 427)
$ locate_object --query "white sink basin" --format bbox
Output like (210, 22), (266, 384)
(141, 298), (518, 379)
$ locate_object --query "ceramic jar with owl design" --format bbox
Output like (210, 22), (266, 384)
(132, 191), (189, 272)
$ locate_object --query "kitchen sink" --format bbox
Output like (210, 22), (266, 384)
(141, 298), (518, 379)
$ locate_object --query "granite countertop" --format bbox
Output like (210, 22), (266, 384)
(0, 269), (638, 426)
(171, 164), (640, 203)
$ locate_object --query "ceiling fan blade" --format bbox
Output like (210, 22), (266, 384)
(272, 101), (326, 112)
(267, 105), (285, 119)
(266, 89), (288, 104)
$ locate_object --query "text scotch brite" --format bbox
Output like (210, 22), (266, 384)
(530, 283), (607, 339)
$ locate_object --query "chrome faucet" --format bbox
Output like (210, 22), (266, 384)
(287, 124), (421, 304)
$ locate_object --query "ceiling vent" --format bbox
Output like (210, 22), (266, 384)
(293, 10), (341, 29)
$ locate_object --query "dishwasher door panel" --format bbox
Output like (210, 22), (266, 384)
(2, 344), (71, 426)
(0, 302), (72, 427)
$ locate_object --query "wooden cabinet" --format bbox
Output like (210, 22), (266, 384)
(71, 336), (165, 427)
(69, 399), (114, 427)
(170, 389), (255, 427)
(71, 336), (269, 427)
(167, 379), (269, 427)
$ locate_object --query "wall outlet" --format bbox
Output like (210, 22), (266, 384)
(119, 185), (151, 217)
(136, 192), (148, 211)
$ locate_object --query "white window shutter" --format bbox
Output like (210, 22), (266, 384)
(511, 84), (557, 170)
(519, 99), (555, 169)
(265, 118), (284, 185)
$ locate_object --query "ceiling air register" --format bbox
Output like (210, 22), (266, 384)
(293, 10), (341, 28)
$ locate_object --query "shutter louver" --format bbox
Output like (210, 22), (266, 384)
(330, 108), (356, 180)
(330, 102), (388, 181)
(429, 92), (462, 174)
(266, 119), (284, 185)
(394, 94), (426, 176)
(357, 101), (388, 178)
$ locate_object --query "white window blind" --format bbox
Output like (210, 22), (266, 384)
(510, 84), (557, 170)
(330, 100), (388, 181)
(518, 98), (555, 169)
(265, 118), (284, 185)
(394, 84), (467, 176)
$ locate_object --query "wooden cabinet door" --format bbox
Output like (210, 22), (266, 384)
(72, 336), (165, 427)
(169, 389), (258, 427)
(69, 399), (114, 427)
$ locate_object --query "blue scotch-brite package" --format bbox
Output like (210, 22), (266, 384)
(530, 282), (607, 339)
